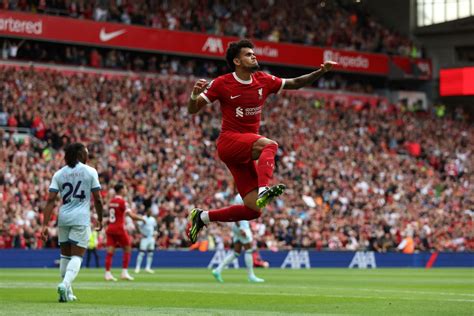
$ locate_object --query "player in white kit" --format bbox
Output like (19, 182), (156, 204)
(41, 143), (104, 302)
(135, 209), (157, 274)
(211, 195), (264, 283)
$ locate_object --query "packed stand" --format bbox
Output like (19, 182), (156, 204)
(1, 38), (375, 94)
(4, 0), (422, 57)
(0, 66), (472, 252)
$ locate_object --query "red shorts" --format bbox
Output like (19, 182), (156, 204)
(217, 132), (262, 197)
(106, 229), (131, 248)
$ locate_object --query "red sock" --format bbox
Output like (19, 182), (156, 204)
(209, 205), (260, 222)
(257, 143), (278, 187)
(122, 251), (131, 269)
(105, 252), (113, 271)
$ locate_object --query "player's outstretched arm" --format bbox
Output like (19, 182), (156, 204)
(127, 211), (144, 222)
(283, 61), (338, 90)
(92, 191), (104, 231)
(188, 79), (209, 114)
(41, 191), (58, 241)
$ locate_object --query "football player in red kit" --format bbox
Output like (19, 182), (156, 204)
(187, 39), (337, 243)
(104, 183), (143, 281)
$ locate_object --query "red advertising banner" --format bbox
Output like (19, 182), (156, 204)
(0, 10), (429, 77)
(440, 67), (474, 96)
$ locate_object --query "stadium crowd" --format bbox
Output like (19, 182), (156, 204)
(1, 38), (376, 94)
(4, 0), (422, 57)
(0, 65), (472, 252)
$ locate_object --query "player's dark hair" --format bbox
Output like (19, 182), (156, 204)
(226, 39), (254, 71)
(64, 143), (85, 168)
(114, 182), (125, 194)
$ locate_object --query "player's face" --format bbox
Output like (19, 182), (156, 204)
(236, 48), (259, 72)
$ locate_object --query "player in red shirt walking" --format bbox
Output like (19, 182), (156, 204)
(104, 183), (143, 281)
(187, 39), (337, 243)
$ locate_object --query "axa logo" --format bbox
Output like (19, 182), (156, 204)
(235, 107), (244, 117)
(99, 28), (126, 42)
(202, 37), (224, 54)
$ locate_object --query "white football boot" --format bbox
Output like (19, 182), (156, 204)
(105, 271), (118, 282)
(121, 270), (134, 281)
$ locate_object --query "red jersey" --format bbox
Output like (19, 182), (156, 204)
(106, 196), (128, 233)
(201, 71), (284, 134)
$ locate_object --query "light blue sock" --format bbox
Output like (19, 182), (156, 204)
(216, 251), (239, 273)
(245, 249), (255, 278)
(136, 251), (145, 270)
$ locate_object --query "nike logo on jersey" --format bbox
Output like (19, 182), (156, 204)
(230, 95), (241, 99)
(99, 28), (126, 42)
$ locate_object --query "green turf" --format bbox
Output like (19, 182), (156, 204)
(0, 268), (472, 315)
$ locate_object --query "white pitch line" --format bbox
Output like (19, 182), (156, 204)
(0, 282), (472, 303)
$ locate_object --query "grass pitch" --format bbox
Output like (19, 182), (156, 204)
(0, 268), (472, 315)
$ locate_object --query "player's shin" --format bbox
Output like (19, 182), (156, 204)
(60, 255), (71, 280)
(121, 252), (134, 280)
(245, 249), (256, 278)
(257, 143), (278, 188)
(63, 256), (82, 288)
(209, 205), (260, 222)
(135, 251), (145, 272)
(105, 252), (113, 271)
(217, 251), (240, 273)
(146, 251), (154, 270)
(122, 251), (131, 270)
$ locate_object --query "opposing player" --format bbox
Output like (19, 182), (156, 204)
(41, 143), (104, 302)
(212, 195), (264, 283)
(104, 183), (143, 281)
(212, 220), (264, 283)
(135, 208), (157, 274)
(187, 39), (337, 242)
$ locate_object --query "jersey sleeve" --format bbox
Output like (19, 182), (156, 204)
(262, 72), (285, 95)
(48, 172), (60, 193)
(200, 78), (221, 105)
(89, 168), (101, 192)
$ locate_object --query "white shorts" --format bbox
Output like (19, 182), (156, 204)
(233, 230), (253, 245)
(139, 237), (155, 251)
(58, 225), (91, 249)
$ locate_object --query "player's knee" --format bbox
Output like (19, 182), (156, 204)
(247, 207), (262, 220)
(242, 193), (262, 217)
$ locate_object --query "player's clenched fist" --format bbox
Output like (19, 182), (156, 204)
(192, 79), (208, 96)
(320, 61), (338, 73)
